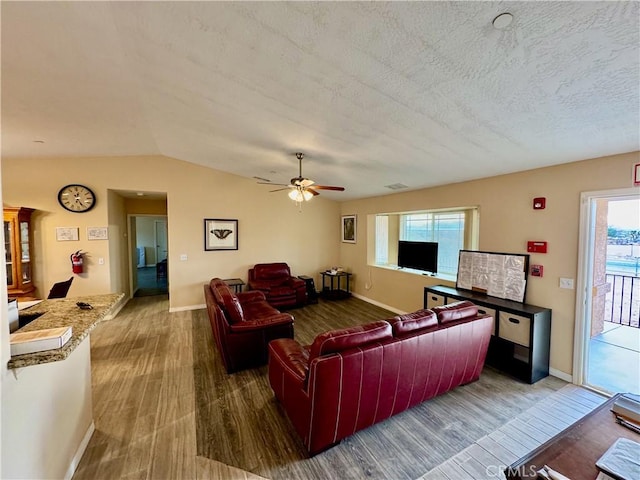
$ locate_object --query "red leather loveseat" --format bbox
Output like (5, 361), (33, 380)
(268, 301), (492, 455)
(247, 263), (307, 309)
(204, 278), (294, 373)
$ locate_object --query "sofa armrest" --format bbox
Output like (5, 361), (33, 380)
(286, 277), (306, 288)
(228, 313), (293, 332)
(236, 290), (266, 303)
(269, 338), (309, 383)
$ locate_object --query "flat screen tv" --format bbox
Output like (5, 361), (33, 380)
(397, 241), (438, 274)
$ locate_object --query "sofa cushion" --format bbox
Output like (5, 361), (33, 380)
(389, 309), (437, 336)
(432, 300), (478, 324)
(309, 321), (392, 359)
(216, 284), (244, 324)
(254, 263), (291, 280)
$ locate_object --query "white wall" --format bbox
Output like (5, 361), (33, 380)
(1, 339), (94, 479)
(135, 216), (163, 266)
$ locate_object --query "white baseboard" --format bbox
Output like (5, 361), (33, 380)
(104, 295), (129, 320)
(351, 292), (406, 315)
(549, 367), (572, 383)
(169, 303), (206, 313)
(65, 421), (95, 480)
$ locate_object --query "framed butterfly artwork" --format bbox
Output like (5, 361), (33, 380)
(204, 219), (238, 251)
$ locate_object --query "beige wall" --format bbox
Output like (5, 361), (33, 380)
(124, 198), (168, 216)
(107, 190), (128, 295)
(2, 155), (341, 310)
(339, 151), (640, 377)
(0, 165), (5, 476)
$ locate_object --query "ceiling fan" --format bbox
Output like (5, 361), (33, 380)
(258, 152), (345, 202)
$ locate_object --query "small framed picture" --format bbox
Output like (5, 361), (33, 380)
(56, 227), (79, 241)
(342, 215), (356, 243)
(87, 226), (108, 240)
(205, 219), (238, 251)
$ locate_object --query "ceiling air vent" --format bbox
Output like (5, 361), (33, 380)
(385, 183), (408, 190)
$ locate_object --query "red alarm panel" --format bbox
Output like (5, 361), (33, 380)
(527, 241), (548, 253)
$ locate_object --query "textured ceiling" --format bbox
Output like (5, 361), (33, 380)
(2, 1), (639, 200)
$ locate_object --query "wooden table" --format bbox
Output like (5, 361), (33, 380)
(320, 271), (352, 300)
(505, 393), (640, 479)
(223, 278), (245, 293)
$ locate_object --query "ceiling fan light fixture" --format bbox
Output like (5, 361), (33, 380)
(288, 189), (300, 201)
(288, 188), (303, 202)
(288, 187), (313, 203)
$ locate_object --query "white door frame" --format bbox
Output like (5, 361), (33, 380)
(573, 186), (640, 387)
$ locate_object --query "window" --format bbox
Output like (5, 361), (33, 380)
(374, 207), (478, 277)
(375, 215), (389, 264)
(400, 212), (466, 275)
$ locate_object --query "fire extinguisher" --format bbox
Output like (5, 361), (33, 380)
(70, 250), (84, 274)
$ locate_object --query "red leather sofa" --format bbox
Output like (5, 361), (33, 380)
(204, 278), (294, 373)
(268, 301), (492, 455)
(247, 263), (307, 309)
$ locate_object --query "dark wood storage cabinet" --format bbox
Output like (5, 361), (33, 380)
(424, 285), (551, 384)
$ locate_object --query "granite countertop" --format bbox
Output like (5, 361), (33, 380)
(8, 293), (125, 369)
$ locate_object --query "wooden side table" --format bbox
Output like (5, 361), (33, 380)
(320, 271), (352, 300)
(223, 278), (245, 294)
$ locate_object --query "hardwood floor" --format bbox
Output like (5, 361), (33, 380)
(73, 295), (602, 480)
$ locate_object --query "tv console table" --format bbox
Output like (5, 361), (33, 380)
(424, 285), (551, 384)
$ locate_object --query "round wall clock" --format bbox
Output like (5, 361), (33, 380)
(57, 184), (96, 213)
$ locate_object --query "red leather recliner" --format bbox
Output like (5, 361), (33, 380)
(204, 278), (294, 373)
(268, 301), (492, 455)
(247, 263), (307, 308)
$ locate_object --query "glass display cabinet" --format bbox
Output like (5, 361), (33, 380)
(4, 207), (36, 299)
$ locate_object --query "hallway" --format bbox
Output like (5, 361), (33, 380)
(135, 265), (168, 297)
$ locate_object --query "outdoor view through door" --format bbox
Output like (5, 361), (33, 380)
(585, 196), (640, 394)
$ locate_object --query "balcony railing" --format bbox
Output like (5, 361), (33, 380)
(605, 274), (640, 328)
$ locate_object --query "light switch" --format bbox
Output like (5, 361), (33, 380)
(559, 278), (574, 289)
(180, 254), (188, 261)
(98, 257), (104, 265)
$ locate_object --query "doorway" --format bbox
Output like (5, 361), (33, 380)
(575, 188), (640, 394)
(132, 215), (168, 297)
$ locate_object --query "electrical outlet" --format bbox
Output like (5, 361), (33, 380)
(559, 278), (574, 289)
(180, 254), (188, 261)
(98, 257), (104, 265)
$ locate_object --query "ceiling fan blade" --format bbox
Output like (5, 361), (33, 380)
(269, 187), (294, 192)
(312, 185), (345, 191)
(258, 182), (290, 186)
(306, 187), (320, 196)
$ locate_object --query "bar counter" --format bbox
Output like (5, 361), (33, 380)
(8, 292), (125, 369)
